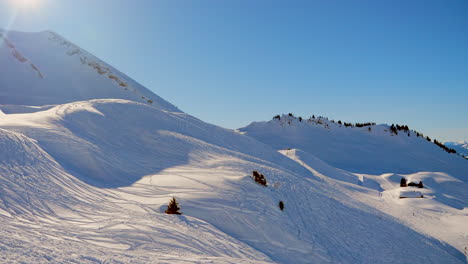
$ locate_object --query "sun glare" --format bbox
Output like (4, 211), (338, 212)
(11, 0), (41, 9)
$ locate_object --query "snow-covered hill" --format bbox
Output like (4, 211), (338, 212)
(240, 114), (468, 180)
(0, 30), (467, 263)
(2, 100), (465, 263)
(240, 115), (468, 261)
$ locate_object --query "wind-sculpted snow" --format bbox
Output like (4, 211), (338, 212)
(0, 126), (274, 263)
(0, 99), (310, 187)
(0, 100), (466, 263)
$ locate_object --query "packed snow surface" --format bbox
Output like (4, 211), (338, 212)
(1, 30), (467, 263)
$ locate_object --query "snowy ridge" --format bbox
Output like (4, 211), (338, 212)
(0, 29), (179, 112)
(240, 113), (468, 180)
(0, 32), (44, 79)
(48, 31), (129, 86)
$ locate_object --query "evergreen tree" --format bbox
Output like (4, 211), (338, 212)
(418, 181), (424, 188)
(165, 197), (181, 215)
(400, 177), (407, 187)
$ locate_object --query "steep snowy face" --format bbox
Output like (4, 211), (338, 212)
(240, 114), (468, 180)
(0, 29), (179, 112)
(446, 141), (468, 157)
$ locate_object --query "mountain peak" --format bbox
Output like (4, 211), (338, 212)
(0, 29), (180, 112)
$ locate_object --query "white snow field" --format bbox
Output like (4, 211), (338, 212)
(0, 30), (467, 263)
(241, 115), (468, 261)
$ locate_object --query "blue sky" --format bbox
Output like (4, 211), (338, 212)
(1, 0), (467, 141)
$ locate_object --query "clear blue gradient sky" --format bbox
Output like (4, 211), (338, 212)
(1, 0), (467, 142)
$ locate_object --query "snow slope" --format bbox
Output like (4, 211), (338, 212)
(278, 148), (468, 256)
(240, 114), (468, 180)
(0, 30), (467, 263)
(0, 29), (179, 112)
(1, 100), (465, 263)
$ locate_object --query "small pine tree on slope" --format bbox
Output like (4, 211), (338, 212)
(165, 197), (181, 215)
(418, 181), (424, 188)
(400, 177), (407, 187)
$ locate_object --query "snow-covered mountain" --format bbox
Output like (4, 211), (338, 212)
(1, 30), (467, 263)
(446, 141), (468, 157)
(0, 29), (178, 112)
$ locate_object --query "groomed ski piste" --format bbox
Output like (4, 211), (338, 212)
(1, 30), (467, 263)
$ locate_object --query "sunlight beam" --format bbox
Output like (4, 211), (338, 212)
(10, 0), (41, 10)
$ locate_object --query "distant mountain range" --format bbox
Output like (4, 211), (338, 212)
(445, 141), (468, 157)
